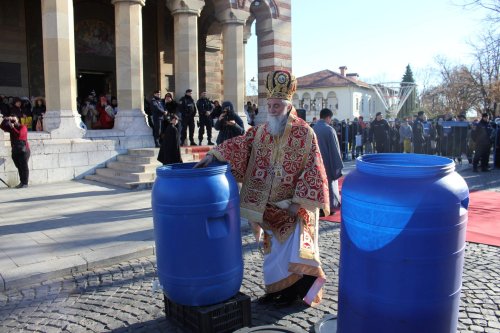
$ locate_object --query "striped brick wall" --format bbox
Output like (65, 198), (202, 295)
(254, 0), (292, 116)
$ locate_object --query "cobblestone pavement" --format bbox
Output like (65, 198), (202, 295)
(1, 221), (499, 333)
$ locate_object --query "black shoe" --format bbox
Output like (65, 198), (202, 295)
(257, 293), (278, 305)
(199, 141), (203, 146)
(190, 141), (197, 146)
(15, 183), (28, 189)
(319, 210), (325, 217)
(273, 293), (297, 308)
(207, 141), (214, 145)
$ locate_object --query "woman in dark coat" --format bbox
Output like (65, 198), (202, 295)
(157, 114), (183, 165)
(214, 101), (245, 145)
(32, 97), (46, 131)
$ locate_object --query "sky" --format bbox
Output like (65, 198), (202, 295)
(245, 0), (493, 90)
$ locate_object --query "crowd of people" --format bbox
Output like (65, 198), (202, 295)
(0, 95), (46, 131)
(146, 89), (257, 149)
(0, 92), (120, 132)
(311, 111), (500, 171)
(77, 92), (117, 130)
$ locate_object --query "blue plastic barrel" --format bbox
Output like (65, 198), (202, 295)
(152, 161), (243, 306)
(337, 153), (469, 333)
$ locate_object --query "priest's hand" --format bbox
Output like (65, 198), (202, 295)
(287, 203), (300, 216)
(194, 154), (213, 168)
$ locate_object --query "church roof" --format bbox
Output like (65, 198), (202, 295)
(297, 69), (371, 89)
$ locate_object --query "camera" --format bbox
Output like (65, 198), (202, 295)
(221, 110), (229, 122)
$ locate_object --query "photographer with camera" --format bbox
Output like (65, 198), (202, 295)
(214, 101), (245, 145)
(0, 115), (30, 188)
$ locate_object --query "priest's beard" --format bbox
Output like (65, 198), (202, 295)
(267, 112), (288, 137)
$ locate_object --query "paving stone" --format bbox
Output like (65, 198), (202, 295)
(0, 226), (498, 333)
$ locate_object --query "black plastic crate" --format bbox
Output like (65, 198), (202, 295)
(164, 292), (252, 333)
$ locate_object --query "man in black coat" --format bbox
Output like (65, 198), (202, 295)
(412, 111), (426, 154)
(178, 89), (197, 146)
(349, 117), (363, 159)
(472, 113), (493, 172)
(370, 112), (391, 153)
(150, 90), (166, 147)
(196, 91), (214, 145)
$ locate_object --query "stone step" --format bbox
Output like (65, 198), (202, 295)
(95, 168), (155, 182)
(86, 145), (213, 189)
(117, 154), (158, 164)
(106, 160), (160, 173)
(128, 148), (158, 157)
(85, 174), (154, 190)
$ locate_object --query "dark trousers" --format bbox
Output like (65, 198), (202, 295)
(12, 149), (30, 185)
(280, 275), (316, 299)
(152, 116), (162, 145)
(181, 117), (195, 145)
(375, 139), (390, 153)
(414, 141), (425, 154)
(473, 143), (491, 170)
(351, 143), (363, 159)
(198, 117), (212, 143)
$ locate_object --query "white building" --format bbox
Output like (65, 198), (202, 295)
(293, 67), (386, 122)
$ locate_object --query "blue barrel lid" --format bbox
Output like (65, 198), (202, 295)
(356, 153), (454, 178)
(156, 161), (230, 178)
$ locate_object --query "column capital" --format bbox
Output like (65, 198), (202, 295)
(243, 23), (252, 43)
(111, 0), (145, 6)
(217, 8), (248, 25)
(166, 0), (204, 16)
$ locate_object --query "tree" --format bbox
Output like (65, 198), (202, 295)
(398, 64), (418, 119)
(429, 57), (482, 118)
(469, 29), (500, 117)
(420, 85), (447, 119)
(462, 0), (500, 24)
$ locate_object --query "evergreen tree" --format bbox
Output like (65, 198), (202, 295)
(399, 64), (418, 119)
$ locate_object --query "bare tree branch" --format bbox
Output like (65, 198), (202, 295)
(460, 0), (500, 24)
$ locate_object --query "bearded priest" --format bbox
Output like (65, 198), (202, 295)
(195, 70), (330, 307)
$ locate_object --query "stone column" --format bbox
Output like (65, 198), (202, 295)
(220, 10), (246, 117)
(41, 0), (84, 138)
(112, 0), (152, 137)
(166, 0), (204, 99)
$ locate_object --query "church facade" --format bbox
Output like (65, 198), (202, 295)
(0, 0), (291, 185)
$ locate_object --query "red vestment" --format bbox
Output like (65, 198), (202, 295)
(209, 109), (329, 305)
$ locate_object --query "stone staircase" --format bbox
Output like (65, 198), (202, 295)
(85, 146), (211, 190)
